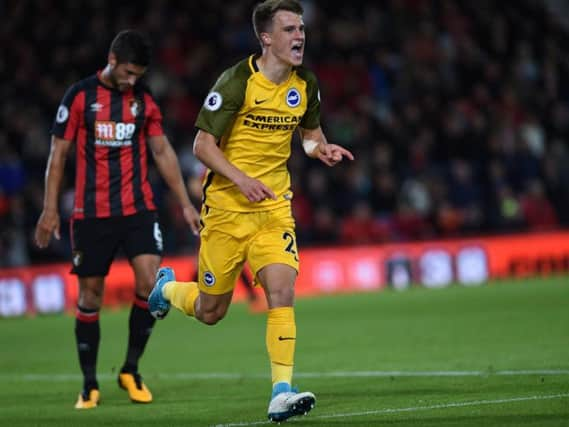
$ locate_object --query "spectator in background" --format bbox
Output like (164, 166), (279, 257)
(340, 200), (390, 244)
(520, 179), (558, 230)
(310, 205), (340, 244)
(446, 159), (483, 234)
(33, 30), (200, 409)
(0, 140), (26, 199)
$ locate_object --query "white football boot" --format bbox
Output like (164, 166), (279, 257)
(267, 382), (316, 422)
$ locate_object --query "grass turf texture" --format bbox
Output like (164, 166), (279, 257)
(1, 277), (568, 426)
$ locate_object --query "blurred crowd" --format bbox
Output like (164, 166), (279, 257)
(2, 0), (569, 266)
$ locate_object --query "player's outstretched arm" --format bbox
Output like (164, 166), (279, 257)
(34, 136), (72, 248)
(299, 126), (354, 166)
(193, 130), (276, 203)
(149, 135), (200, 235)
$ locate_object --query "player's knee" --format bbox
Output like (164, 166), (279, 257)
(78, 279), (105, 308)
(196, 294), (231, 325)
(200, 311), (224, 325)
(267, 286), (294, 307)
(199, 306), (228, 325)
(78, 290), (103, 309)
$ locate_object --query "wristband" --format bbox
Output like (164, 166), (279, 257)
(302, 139), (319, 156)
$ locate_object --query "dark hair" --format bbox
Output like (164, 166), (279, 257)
(109, 30), (151, 67)
(252, 0), (304, 45)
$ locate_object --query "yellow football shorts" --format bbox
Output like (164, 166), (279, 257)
(197, 205), (299, 295)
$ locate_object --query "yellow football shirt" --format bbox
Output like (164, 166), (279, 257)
(195, 54), (320, 212)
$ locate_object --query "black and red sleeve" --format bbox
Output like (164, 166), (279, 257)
(143, 92), (164, 137)
(51, 83), (85, 141)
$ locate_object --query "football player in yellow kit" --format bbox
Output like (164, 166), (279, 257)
(149, 0), (353, 421)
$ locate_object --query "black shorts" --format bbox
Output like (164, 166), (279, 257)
(70, 211), (163, 277)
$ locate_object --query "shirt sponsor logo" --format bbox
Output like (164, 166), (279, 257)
(94, 121), (136, 146)
(286, 88), (301, 107)
(243, 114), (302, 131)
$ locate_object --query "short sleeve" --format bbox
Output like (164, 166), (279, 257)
(298, 68), (321, 130)
(195, 60), (250, 139)
(51, 83), (84, 141)
(144, 92), (164, 137)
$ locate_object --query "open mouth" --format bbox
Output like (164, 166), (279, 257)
(291, 43), (304, 58)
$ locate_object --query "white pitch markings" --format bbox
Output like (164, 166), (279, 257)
(312, 393), (569, 420)
(214, 393), (569, 427)
(295, 369), (569, 378)
(1, 369), (569, 382)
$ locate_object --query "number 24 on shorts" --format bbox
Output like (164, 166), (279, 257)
(282, 231), (299, 262)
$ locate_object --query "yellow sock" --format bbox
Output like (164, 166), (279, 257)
(271, 362), (293, 386)
(266, 307), (295, 386)
(163, 281), (199, 317)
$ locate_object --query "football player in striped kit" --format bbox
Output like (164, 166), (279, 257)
(34, 29), (200, 409)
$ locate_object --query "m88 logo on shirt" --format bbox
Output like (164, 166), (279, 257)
(95, 121), (136, 146)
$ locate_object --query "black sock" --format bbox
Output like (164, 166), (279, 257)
(75, 306), (100, 391)
(122, 295), (156, 374)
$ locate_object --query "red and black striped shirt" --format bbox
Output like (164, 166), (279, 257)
(52, 71), (162, 219)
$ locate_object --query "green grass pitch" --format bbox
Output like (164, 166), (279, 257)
(1, 277), (568, 426)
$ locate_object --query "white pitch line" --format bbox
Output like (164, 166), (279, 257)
(214, 393), (569, 427)
(1, 369), (568, 382)
(295, 369), (569, 378)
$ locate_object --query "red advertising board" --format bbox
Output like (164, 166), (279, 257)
(1, 231), (569, 317)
